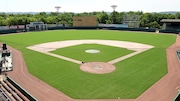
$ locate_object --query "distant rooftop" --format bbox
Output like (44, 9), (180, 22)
(161, 19), (180, 23)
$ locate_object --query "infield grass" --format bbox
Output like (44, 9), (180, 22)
(0, 30), (176, 99)
(51, 44), (134, 62)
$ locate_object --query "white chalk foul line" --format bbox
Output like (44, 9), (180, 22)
(44, 52), (82, 64)
(108, 51), (142, 64)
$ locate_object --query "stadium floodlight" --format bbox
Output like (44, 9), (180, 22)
(111, 5), (117, 11)
(111, 5), (117, 24)
(55, 6), (61, 13)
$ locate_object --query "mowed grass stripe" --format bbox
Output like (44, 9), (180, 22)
(0, 30), (176, 99)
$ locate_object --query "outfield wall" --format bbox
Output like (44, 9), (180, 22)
(159, 29), (180, 34)
(0, 26), (179, 34)
(48, 27), (180, 34)
(47, 26), (157, 32)
(0, 29), (24, 34)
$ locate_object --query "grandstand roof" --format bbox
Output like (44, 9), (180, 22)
(161, 19), (180, 23)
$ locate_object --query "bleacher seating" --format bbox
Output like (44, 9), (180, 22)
(0, 78), (30, 101)
(0, 88), (11, 101)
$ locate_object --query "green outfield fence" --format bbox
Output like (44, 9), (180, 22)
(0, 26), (179, 34)
(47, 26), (157, 32)
(0, 28), (24, 34)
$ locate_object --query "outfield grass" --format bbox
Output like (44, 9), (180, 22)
(0, 30), (176, 99)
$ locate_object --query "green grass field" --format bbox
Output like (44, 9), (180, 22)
(51, 44), (134, 62)
(0, 30), (176, 99)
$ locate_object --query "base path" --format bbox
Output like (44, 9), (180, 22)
(27, 40), (154, 64)
(3, 35), (180, 101)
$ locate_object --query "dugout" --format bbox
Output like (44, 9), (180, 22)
(73, 16), (97, 27)
(161, 19), (180, 31)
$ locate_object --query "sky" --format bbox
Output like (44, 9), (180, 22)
(0, 0), (180, 13)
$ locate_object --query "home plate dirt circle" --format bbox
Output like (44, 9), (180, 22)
(80, 62), (116, 74)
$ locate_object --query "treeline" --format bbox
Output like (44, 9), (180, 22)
(0, 11), (180, 28)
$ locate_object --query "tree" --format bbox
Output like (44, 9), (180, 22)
(97, 11), (109, 24)
(58, 13), (73, 25)
(46, 16), (57, 24)
(148, 21), (160, 28)
(0, 17), (5, 26)
(0, 11), (178, 28)
(106, 20), (112, 24)
(110, 11), (120, 24)
(140, 13), (153, 27)
(39, 12), (47, 17)
(176, 12), (180, 19)
(5, 17), (19, 26)
(49, 12), (59, 16)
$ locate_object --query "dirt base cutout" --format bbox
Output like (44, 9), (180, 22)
(80, 62), (116, 74)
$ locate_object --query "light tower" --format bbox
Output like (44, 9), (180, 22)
(111, 5), (117, 24)
(55, 6), (61, 13)
(111, 5), (117, 11)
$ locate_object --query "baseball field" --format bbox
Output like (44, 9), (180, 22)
(0, 30), (176, 99)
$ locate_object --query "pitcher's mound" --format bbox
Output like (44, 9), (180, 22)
(80, 62), (116, 74)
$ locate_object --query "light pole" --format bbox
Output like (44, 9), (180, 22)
(111, 5), (117, 11)
(111, 5), (117, 24)
(55, 6), (61, 13)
